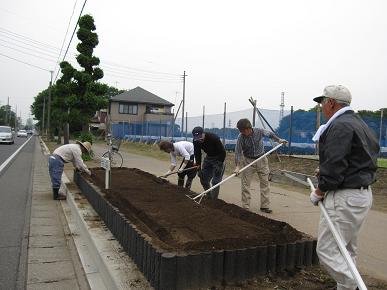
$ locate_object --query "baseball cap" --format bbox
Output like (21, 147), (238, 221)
(313, 85), (352, 104)
(192, 126), (204, 141)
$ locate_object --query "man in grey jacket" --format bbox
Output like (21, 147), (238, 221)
(311, 85), (379, 290)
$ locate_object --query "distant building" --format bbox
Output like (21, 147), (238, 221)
(109, 86), (175, 137)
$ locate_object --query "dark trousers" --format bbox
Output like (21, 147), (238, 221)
(199, 157), (225, 199)
(177, 157), (197, 189)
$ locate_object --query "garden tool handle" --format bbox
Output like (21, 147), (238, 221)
(194, 143), (283, 203)
(307, 178), (367, 290)
(159, 165), (200, 178)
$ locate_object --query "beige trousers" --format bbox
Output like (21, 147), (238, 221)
(240, 156), (270, 210)
(317, 187), (372, 290)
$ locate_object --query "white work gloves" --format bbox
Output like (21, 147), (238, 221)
(233, 166), (240, 176)
(310, 190), (323, 206)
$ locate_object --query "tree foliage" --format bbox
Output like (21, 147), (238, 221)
(0, 105), (16, 127)
(31, 14), (114, 133)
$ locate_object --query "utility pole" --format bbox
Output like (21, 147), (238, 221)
(280, 92), (285, 122)
(42, 94), (46, 134)
(47, 70), (53, 138)
(14, 104), (17, 130)
(181, 71), (186, 137)
(251, 98), (257, 127)
(202, 105), (205, 128)
(223, 102), (226, 145)
(185, 112), (188, 140)
(315, 104), (321, 154)
(5, 97), (9, 126)
(380, 109), (384, 152)
(289, 106), (294, 155)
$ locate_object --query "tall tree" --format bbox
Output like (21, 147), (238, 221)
(58, 14), (108, 131)
(31, 14), (112, 134)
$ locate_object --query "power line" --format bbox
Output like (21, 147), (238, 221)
(0, 43), (57, 62)
(0, 38), (59, 58)
(54, 0), (88, 82)
(0, 26), (182, 79)
(52, 0), (78, 76)
(0, 52), (50, 71)
(0, 27), (59, 51)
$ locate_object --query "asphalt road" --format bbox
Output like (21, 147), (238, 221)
(0, 136), (35, 289)
(0, 136), (30, 164)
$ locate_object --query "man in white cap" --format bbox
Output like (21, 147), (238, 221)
(48, 141), (92, 200)
(311, 85), (379, 290)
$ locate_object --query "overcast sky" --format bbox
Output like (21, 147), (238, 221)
(1, 0), (386, 123)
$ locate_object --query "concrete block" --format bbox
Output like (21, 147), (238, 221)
(27, 261), (76, 284)
(28, 246), (71, 263)
(27, 279), (79, 290)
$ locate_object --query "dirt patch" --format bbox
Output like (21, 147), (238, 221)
(86, 167), (305, 253)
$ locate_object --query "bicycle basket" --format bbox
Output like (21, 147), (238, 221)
(111, 139), (121, 151)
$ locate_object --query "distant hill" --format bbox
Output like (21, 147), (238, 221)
(176, 108), (290, 131)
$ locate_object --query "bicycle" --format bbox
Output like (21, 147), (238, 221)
(102, 138), (123, 167)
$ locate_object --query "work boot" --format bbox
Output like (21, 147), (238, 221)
(56, 194), (66, 200)
(178, 178), (184, 187)
(52, 188), (59, 200)
(260, 207), (273, 214)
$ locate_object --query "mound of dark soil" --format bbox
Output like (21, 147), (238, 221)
(87, 168), (305, 253)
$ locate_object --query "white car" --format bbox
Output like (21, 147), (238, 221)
(17, 130), (28, 137)
(0, 126), (14, 144)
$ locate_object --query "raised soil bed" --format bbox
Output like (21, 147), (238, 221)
(74, 167), (318, 290)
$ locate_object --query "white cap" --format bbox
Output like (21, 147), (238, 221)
(314, 85), (352, 104)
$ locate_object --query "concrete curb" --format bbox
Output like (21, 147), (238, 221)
(39, 137), (149, 290)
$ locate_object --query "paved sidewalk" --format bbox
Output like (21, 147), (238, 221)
(27, 139), (89, 290)
(91, 142), (387, 282)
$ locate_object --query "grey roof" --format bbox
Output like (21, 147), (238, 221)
(111, 86), (174, 107)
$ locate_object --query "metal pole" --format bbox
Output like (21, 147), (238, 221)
(316, 105), (321, 154)
(14, 104), (17, 130)
(47, 70), (53, 138)
(223, 102), (226, 145)
(379, 109), (384, 151)
(252, 98), (256, 127)
(6, 97), (9, 126)
(42, 95), (46, 134)
(289, 106), (293, 154)
(181, 71), (186, 137)
(185, 112), (188, 140)
(202, 105), (205, 128)
(307, 178), (368, 290)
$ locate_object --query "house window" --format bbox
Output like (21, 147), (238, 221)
(119, 103), (138, 115)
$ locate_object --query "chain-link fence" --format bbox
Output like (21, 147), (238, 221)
(110, 107), (386, 156)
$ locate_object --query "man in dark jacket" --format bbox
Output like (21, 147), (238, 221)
(311, 85), (379, 290)
(192, 126), (226, 199)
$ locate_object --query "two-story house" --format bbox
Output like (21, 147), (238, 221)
(109, 86), (174, 137)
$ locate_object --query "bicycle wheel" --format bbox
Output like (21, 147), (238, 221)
(102, 151), (123, 168)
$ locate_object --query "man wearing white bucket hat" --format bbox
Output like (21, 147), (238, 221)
(312, 85), (379, 290)
(48, 141), (92, 200)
